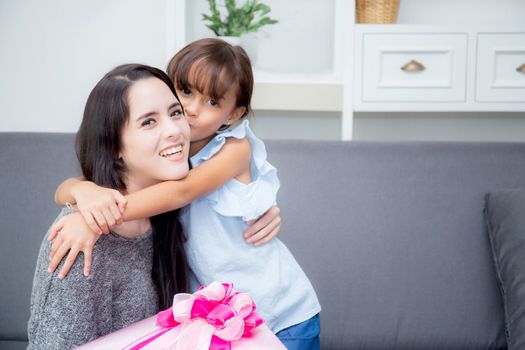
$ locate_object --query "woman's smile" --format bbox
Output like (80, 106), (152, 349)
(158, 143), (185, 161)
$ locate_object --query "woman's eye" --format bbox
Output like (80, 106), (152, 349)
(181, 87), (191, 95)
(141, 118), (156, 127)
(208, 99), (218, 107)
(170, 109), (183, 117)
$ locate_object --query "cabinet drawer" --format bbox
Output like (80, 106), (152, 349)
(361, 33), (468, 102)
(476, 33), (525, 102)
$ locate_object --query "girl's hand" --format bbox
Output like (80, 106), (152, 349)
(244, 206), (281, 246)
(47, 212), (100, 279)
(72, 181), (127, 234)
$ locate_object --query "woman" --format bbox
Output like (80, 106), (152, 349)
(28, 63), (280, 349)
(27, 64), (191, 349)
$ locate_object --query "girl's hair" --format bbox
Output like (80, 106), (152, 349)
(167, 38), (253, 118)
(76, 63), (189, 309)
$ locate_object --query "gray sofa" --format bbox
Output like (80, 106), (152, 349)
(1, 133), (525, 349)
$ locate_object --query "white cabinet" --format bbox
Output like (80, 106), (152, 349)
(360, 33), (468, 102)
(353, 26), (525, 112)
(476, 33), (525, 103)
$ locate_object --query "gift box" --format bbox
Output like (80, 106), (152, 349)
(76, 282), (286, 350)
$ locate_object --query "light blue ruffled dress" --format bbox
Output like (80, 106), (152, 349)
(180, 120), (321, 333)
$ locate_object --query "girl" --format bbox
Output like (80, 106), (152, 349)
(28, 64), (191, 349)
(51, 38), (321, 349)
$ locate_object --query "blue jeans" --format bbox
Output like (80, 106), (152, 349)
(276, 313), (320, 350)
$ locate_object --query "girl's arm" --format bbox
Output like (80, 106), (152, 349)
(48, 212), (98, 278)
(48, 137), (249, 278)
(48, 204), (283, 279)
(55, 137), (250, 231)
(55, 177), (128, 234)
(123, 137), (251, 220)
(244, 206), (281, 246)
(54, 177), (83, 205)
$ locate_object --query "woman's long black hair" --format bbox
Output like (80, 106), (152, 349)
(76, 63), (189, 309)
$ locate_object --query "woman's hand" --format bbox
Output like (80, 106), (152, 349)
(244, 206), (281, 246)
(47, 212), (100, 279)
(71, 181), (127, 234)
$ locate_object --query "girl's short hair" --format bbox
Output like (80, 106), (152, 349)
(167, 38), (253, 117)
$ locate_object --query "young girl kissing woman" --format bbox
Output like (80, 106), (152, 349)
(50, 38), (321, 349)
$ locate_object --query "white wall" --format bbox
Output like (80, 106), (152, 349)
(250, 111), (341, 141)
(397, 0), (524, 25)
(353, 112), (525, 142)
(185, 0), (337, 75)
(251, 112), (525, 142)
(0, 0), (169, 132)
(1, 0), (524, 142)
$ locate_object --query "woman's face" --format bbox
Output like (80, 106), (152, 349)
(119, 77), (190, 192)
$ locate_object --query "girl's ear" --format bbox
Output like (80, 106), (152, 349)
(227, 106), (247, 125)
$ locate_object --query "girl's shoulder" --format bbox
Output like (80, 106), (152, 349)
(192, 120), (279, 221)
(223, 136), (251, 154)
(190, 119), (255, 167)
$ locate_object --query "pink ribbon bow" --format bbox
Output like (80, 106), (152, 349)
(129, 281), (263, 350)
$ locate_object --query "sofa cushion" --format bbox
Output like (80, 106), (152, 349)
(485, 189), (525, 349)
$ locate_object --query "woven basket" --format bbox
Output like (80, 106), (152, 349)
(356, 0), (400, 24)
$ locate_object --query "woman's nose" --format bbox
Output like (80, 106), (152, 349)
(164, 117), (183, 139)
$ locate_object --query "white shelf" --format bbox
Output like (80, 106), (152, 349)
(171, 0), (525, 140)
(252, 82), (343, 112)
(173, 0), (346, 84)
(172, 0), (349, 114)
(253, 70), (342, 85)
(353, 24), (525, 112)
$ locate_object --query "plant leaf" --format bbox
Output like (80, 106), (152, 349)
(202, 0), (278, 37)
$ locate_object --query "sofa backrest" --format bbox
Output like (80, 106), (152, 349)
(268, 141), (525, 349)
(1, 134), (524, 349)
(0, 133), (78, 350)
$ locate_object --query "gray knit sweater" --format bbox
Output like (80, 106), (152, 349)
(27, 208), (158, 350)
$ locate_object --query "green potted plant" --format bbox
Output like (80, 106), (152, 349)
(202, 0), (278, 45)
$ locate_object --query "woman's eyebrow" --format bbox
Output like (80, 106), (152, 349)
(136, 112), (156, 122)
(136, 102), (181, 121)
(169, 102), (182, 110)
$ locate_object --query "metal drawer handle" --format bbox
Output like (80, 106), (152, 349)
(517, 64), (525, 74)
(401, 60), (426, 72)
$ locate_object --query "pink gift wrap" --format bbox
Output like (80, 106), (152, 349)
(75, 315), (285, 350)
(75, 282), (286, 350)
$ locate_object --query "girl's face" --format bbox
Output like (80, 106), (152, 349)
(119, 77), (190, 192)
(177, 84), (245, 155)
